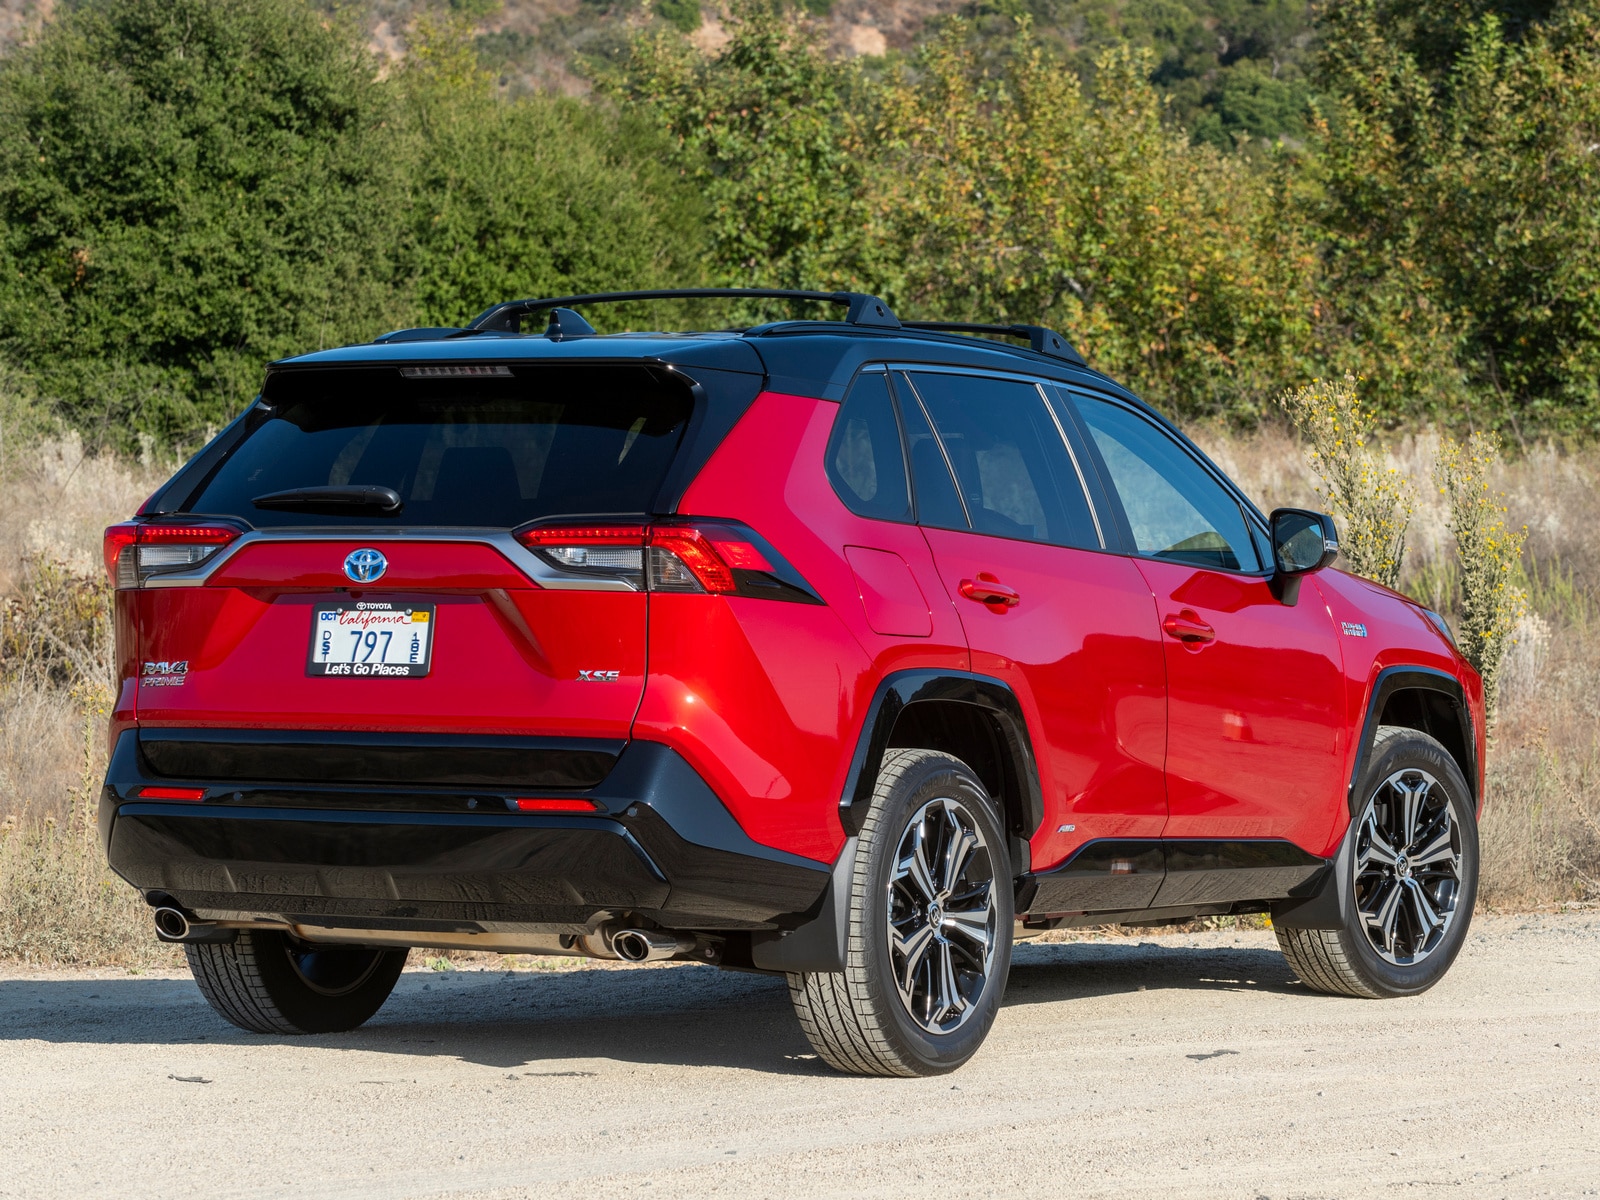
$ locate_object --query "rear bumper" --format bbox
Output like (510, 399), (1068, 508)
(101, 730), (830, 933)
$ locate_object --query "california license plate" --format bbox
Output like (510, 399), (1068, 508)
(307, 602), (435, 678)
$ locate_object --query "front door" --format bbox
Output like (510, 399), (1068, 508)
(894, 370), (1169, 882)
(1065, 389), (1348, 857)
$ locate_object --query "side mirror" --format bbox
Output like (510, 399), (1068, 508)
(1269, 508), (1339, 603)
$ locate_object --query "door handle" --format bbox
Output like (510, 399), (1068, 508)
(1162, 610), (1215, 643)
(959, 574), (1021, 608)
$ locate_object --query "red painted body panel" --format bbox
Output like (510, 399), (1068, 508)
(133, 541), (645, 738)
(1314, 569), (1485, 821)
(1135, 560), (1348, 857)
(653, 391), (968, 860)
(920, 530), (1169, 871)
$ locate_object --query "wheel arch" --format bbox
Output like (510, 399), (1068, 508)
(1350, 666), (1478, 815)
(839, 670), (1042, 871)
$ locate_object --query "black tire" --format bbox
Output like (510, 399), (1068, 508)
(186, 930), (407, 1034)
(1277, 725), (1478, 999)
(788, 748), (1013, 1077)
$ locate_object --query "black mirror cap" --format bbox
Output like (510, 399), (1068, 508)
(1270, 508), (1339, 577)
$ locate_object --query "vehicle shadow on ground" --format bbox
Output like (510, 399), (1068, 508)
(0, 940), (1305, 1074)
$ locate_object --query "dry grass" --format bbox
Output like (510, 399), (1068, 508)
(0, 415), (1596, 966)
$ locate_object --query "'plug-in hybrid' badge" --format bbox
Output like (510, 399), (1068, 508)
(344, 548), (387, 584)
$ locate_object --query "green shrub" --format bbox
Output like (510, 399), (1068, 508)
(1276, 374), (1413, 588)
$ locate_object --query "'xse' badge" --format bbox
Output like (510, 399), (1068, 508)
(577, 670), (621, 682)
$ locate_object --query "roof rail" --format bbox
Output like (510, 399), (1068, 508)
(899, 321), (1085, 366)
(466, 288), (901, 334)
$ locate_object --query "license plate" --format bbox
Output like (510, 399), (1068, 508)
(307, 602), (435, 678)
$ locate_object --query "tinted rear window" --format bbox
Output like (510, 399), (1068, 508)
(182, 366), (694, 528)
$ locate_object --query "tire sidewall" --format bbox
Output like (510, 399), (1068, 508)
(1341, 730), (1479, 996)
(253, 932), (408, 1034)
(855, 752), (1014, 1074)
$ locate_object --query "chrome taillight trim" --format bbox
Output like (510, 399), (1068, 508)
(133, 528), (641, 592)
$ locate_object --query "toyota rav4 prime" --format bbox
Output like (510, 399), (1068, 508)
(100, 289), (1483, 1076)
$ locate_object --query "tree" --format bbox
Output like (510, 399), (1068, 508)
(0, 0), (407, 445)
(1312, 0), (1600, 435)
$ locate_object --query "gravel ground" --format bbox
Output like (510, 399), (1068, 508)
(1, 911), (1597, 1199)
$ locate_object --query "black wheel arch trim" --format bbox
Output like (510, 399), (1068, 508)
(837, 669), (1044, 846)
(1349, 665), (1478, 815)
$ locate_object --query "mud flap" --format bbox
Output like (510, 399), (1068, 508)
(1269, 823), (1354, 931)
(749, 839), (857, 973)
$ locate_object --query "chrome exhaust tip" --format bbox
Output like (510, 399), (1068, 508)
(153, 907), (190, 940)
(610, 928), (694, 963)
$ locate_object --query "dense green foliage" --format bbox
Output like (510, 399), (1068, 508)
(0, 0), (702, 444)
(0, 0), (1596, 443)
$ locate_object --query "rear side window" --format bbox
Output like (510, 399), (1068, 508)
(1071, 392), (1263, 572)
(826, 373), (911, 522)
(905, 372), (1100, 549)
(182, 366), (693, 528)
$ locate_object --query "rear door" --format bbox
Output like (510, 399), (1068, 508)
(898, 369), (1169, 880)
(129, 364), (694, 742)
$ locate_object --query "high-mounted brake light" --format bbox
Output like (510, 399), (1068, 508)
(104, 522), (244, 588)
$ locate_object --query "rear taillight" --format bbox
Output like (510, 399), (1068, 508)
(515, 520), (818, 602)
(103, 522), (243, 589)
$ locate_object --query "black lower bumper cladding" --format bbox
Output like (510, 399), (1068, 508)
(101, 731), (830, 933)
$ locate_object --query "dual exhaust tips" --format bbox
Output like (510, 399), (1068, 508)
(155, 905), (693, 962)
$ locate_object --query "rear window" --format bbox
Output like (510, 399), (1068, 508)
(182, 366), (694, 528)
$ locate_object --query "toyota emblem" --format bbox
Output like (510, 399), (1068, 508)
(343, 548), (387, 584)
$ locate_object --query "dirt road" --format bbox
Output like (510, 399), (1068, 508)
(2, 912), (1596, 1199)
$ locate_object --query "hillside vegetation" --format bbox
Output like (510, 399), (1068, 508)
(0, 0), (1593, 445)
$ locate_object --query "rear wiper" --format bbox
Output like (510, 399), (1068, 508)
(252, 485), (403, 514)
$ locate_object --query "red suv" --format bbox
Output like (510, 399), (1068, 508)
(101, 289), (1484, 1076)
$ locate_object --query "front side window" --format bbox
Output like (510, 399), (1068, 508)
(1071, 392), (1263, 572)
(905, 371), (1100, 549)
(826, 372), (912, 522)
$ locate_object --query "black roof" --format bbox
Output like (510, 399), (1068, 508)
(271, 288), (1129, 406)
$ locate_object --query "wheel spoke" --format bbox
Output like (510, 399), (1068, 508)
(936, 940), (967, 1022)
(897, 824), (939, 904)
(1359, 819), (1400, 869)
(943, 896), (993, 955)
(1362, 880), (1404, 954)
(892, 923), (936, 997)
(941, 825), (978, 898)
(1399, 779), (1427, 847)
(1409, 825), (1456, 870)
(1405, 879), (1444, 931)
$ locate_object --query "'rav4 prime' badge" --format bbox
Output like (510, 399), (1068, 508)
(577, 670), (621, 682)
(141, 660), (189, 686)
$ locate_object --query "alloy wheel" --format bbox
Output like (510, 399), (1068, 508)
(1353, 767), (1464, 965)
(886, 797), (998, 1034)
